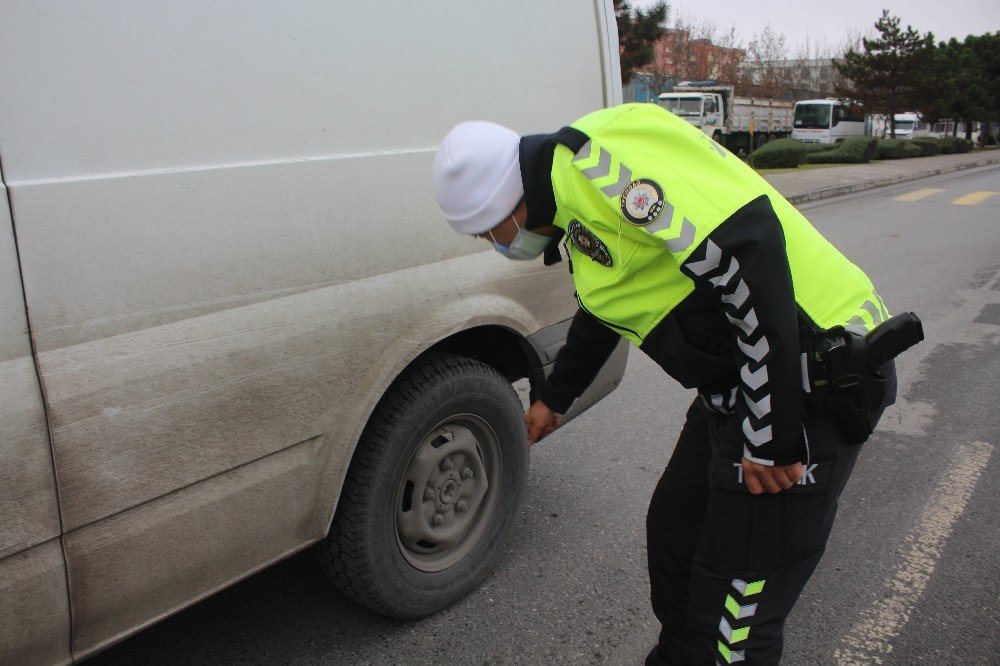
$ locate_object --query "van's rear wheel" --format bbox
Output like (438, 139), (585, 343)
(316, 353), (528, 619)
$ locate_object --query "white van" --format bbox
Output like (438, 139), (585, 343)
(889, 112), (927, 139)
(0, 2), (625, 662)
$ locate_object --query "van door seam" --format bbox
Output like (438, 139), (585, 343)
(0, 151), (76, 658)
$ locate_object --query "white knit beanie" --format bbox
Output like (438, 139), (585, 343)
(433, 120), (523, 235)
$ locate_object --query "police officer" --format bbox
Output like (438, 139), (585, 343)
(433, 103), (897, 665)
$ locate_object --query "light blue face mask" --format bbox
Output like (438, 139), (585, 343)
(489, 213), (550, 260)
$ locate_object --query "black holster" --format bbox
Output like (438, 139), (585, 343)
(804, 313), (923, 445)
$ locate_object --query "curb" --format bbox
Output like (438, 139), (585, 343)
(784, 153), (1000, 205)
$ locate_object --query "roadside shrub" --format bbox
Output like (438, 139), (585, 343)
(750, 138), (807, 169)
(805, 151), (845, 164)
(902, 142), (925, 158)
(803, 143), (838, 154)
(934, 136), (975, 153)
(911, 138), (942, 156)
(938, 137), (956, 153)
(805, 137), (877, 164)
(937, 136), (961, 154)
(877, 139), (909, 159)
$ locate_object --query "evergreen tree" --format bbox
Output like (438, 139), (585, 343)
(834, 10), (934, 137)
(966, 32), (1000, 144)
(923, 38), (982, 138)
(615, 0), (668, 85)
(920, 33), (1000, 142)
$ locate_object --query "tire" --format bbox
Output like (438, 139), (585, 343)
(316, 353), (529, 619)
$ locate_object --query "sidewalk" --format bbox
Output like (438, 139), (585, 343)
(763, 149), (1000, 204)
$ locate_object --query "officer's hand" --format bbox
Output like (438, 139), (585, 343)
(742, 460), (804, 495)
(524, 400), (560, 447)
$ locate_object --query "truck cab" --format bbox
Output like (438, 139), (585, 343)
(889, 112), (925, 139)
(657, 91), (723, 135)
(658, 82), (793, 154)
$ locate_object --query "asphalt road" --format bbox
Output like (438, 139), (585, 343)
(89, 166), (1000, 665)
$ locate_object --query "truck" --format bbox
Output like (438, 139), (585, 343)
(884, 112), (929, 139)
(657, 81), (794, 154)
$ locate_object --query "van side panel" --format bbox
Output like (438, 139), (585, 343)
(0, 542), (71, 666)
(64, 434), (335, 658)
(0, 0), (617, 656)
(0, 184), (70, 663)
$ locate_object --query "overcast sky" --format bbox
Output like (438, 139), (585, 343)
(633, 0), (999, 53)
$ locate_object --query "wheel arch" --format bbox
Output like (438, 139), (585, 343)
(423, 324), (540, 385)
(320, 322), (546, 531)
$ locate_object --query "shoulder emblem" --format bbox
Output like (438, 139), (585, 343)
(568, 220), (612, 267)
(620, 179), (665, 226)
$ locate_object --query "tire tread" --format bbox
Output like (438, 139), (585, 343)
(316, 354), (520, 618)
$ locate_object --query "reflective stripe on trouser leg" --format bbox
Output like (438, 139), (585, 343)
(680, 412), (865, 664)
(716, 579), (765, 663)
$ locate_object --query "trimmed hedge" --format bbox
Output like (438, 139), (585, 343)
(880, 136), (976, 157)
(910, 138), (942, 156)
(877, 139), (909, 159)
(749, 138), (807, 169)
(749, 135), (974, 170)
(925, 136), (974, 154)
(805, 137), (877, 164)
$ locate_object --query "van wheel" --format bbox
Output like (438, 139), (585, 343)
(316, 353), (529, 619)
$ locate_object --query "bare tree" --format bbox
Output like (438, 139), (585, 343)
(740, 25), (791, 98)
(829, 29), (867, 97)
(660, 11), (744, 83)
(711, 25), (743, 83)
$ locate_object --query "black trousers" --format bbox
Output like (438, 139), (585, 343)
(644, 399), (875, 665)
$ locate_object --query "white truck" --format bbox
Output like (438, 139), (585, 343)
(888, 112), (928, 139)
(657, 82), (794, 154)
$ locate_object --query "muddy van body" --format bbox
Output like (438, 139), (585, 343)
(0, 1), (624, 661)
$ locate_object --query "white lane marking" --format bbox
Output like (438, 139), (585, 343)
(834, 440), (993, 665)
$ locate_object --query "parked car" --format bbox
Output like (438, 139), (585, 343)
(0, 2), (625, 662)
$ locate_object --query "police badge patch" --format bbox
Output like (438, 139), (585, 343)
(568, 220), (612, 267)
(620, 179), (665, 226)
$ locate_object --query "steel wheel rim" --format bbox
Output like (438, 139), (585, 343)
(394, 413), (503, 572)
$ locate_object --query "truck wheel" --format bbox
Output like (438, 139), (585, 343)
(316, 353), (529, 619)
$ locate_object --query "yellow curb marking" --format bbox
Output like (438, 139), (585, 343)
(952, 191), (999, 206)
(893, 188), (943, 202)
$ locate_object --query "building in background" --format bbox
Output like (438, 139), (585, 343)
(627, 50), (845, 103)
(738, 58), (840, 100)
(627, 28), (744, 102)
